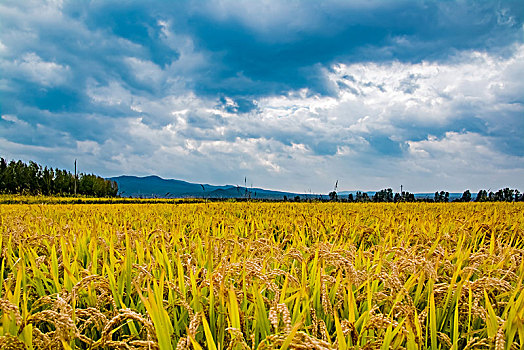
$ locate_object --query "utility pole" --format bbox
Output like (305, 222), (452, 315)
(400, 184), (403, 194)
(74, 159), (77, 196)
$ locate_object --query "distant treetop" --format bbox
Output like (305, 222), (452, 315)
(0, 157), (118, 197)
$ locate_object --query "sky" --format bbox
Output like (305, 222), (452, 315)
(0, 0), (523, 193)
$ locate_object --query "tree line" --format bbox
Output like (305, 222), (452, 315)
(0, 158), (118, 197)
(328, 189), (418, 202)
(326, 188), (524, 202)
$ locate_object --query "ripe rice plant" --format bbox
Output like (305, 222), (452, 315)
(0, 202), (523, 349)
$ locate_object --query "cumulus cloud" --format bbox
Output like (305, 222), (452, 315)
(403, 132), (524, 190)
(90, 45), (522, 191)
(124, 57), (164, 87)
(13, 53), (70, 86)
(0, 0), (523, 192)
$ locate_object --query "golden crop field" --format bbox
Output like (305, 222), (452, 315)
(0, 202), (523, 350)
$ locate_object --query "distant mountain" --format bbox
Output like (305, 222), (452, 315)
(109, 175), (465, 201)
(204, 186), (308, 200)
(108, 175), (227, 197)
(108, 175), (306, 199)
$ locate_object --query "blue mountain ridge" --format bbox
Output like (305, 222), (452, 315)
(108, 175), (463, 200)
(107, 175), (310, 199)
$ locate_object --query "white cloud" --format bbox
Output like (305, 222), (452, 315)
(407, 132), (499, 164)
(325, 47), (524, 130)
(64, 45), (522, 192)
(0, 0), (522, 192)
(76, 140), (101, 156)
(402, 132), (524, 190)
(2, 114), (28, 126)
(87, 80), (133, 106)
(1, 52), (70, 86)
(157, 20), (208, 78)
(124, 57), (164, 86)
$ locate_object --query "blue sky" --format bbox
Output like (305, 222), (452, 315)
(1, 0), (523, 193)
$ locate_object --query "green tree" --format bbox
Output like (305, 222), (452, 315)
(476, 190), (488, 202)
(0, 156), (118, 197)
(460, 190), (471, 202)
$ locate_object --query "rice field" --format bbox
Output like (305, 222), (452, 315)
(0, 202), (523, 349)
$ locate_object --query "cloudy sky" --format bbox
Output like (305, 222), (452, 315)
(1, 0), (523, 193)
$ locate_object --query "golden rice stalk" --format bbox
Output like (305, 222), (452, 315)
(0, 298), (22, 326)
(0, 334), (27, 350)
